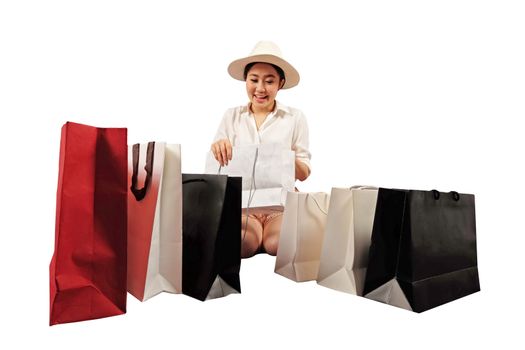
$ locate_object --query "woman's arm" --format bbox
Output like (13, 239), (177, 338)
(295, 158), (310, 181)
(292, 109), (311, 182)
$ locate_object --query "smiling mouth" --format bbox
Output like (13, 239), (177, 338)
(254, 95), (268, 102)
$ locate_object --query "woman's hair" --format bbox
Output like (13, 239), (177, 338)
(243, 62), (286, 83)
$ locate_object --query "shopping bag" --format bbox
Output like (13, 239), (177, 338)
(182, 174), (242, 301)
(316, 187), (378, 296)
(205, 143), (295, 212)
(127, 142), (182, 301)
(49, 122), (127, 325)
(274, 191), (330, 281)
(363, 188), (480, 312)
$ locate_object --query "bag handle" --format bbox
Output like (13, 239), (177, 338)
(350, 185), (378, 190)
(431, 189), (461, 201)
(130, 142), (155, 201)
(242, 147), (259, 242)
(307, 193), (329, 215)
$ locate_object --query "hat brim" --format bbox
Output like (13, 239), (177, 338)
(227, 54), (300, 89)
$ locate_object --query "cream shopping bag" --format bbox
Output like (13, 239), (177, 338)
(316, 187), (378, 295)
(205, 143), (295, 212)
(274, 191), (330, 282)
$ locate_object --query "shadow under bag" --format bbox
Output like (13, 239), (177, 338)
(363, 188), (480, 312)
(182, 174), (242, 301)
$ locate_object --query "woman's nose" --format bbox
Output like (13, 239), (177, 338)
(256, 82), (265, 91)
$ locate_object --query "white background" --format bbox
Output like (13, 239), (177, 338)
(1, 0), (524, 348)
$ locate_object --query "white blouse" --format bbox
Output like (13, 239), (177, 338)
(213, 101), (311, 170)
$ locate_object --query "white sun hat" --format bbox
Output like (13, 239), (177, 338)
(227, 41), (300, 89)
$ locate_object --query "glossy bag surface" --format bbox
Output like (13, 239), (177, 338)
(182, 174), (241, 301)
(363, 188), (480, 312)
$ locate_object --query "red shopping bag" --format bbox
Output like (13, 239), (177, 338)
(49, 122), (128, 325)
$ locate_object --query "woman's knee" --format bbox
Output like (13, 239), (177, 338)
(262, 214), (283, 256)
(262, 234), (279, 256)
(241, 215), (263, 258)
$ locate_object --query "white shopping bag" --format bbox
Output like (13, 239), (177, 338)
(205, 143), (295, 212)
(316, 186), (378, 296)
(128, 142), (183, 301)
(274, 191), (330, 282)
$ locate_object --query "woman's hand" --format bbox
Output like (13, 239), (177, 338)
(211, 139), (232, 166)
(295, 158), (310, 181)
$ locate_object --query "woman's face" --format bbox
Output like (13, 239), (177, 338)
(245, 63), (284, 112)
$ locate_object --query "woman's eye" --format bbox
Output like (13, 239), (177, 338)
(266, 80), (274, 84)
(250, 79), (258, 83)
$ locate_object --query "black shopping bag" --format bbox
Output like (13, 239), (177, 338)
(363, 188), (480, 312)
(182, 174), (241, 301)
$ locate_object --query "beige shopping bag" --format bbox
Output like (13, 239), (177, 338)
(316, 187), (378, 295)
(274, 191), (330, 282)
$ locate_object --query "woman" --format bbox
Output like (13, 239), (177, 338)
(211, 41), (311, 258)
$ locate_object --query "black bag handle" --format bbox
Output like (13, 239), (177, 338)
(130, 142), (155, 201)
(431, 189), (461, 201)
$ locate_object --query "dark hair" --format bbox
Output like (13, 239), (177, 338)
(243, 62), (286, 84)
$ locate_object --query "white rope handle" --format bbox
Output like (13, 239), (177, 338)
(349, 185), (378, 190)
(242, 147), (259, 241)
(308, 193), (329, 215)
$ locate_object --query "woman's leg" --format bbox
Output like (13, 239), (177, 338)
(241, 214), (263, 258)
(261, 212), (283, 256)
